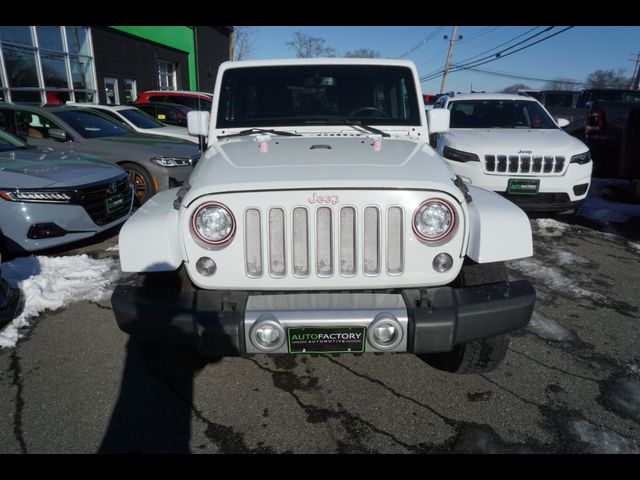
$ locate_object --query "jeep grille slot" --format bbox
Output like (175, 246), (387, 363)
(245, 209), (263, 277)
(363, 207), (380, 275)
(269, 208), (286, 277)
(316, 207), (334, 276)
(484, 154), (566, 175)
(339, 207), (356, 275)
(387, 207), (404, 274)
(292, 207), (309, 276)
(243, 204), (405, 279)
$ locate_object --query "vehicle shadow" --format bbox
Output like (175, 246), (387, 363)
(98, 336), (219, 454)
(99, 266), (231, 454)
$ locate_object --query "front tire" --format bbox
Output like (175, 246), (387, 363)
(121, 162), (156, 206)
(419, 261), (511, 374)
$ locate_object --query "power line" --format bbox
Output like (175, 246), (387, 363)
(398, 26), (444, 59)
(419, 26), (574, 83)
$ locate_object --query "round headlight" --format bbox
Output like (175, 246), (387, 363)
(413, 200), (456, 242)
(192, 202), (236, 246)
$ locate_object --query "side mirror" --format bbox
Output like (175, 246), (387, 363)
(428, 108), (450, 134)
(556, 117), (570, 128)
(187, 111), (210, 137)
(48, 128), (68, 142)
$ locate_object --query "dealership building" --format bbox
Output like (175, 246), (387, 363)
(0, 26), (232, 105)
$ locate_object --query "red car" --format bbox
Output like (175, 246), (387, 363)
(135, 90), (213, 111)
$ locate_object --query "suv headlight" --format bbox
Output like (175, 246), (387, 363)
(413, 199), (456, 242)
(570, 151), (591, 165)
(442, 146), (480, 163)
(0, 190), (73, 203)
(150, 156), (193, 167)
(191, 201), (236, 246)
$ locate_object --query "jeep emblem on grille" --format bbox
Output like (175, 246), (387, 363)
(518, 150), (533, 154)
(107, 182), (117, 194)
(308, 193), (339, 205)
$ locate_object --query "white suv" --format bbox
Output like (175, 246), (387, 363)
(432, 93), (592, 214)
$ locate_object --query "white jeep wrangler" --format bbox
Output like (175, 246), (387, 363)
(111, 59), (536, 374)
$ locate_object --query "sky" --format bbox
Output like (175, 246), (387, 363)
(241, 26), (640, 94)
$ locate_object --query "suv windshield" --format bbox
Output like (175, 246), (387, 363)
(0, 129), (27, 152)
(119, 108), (165, 129)
(448, 100), (557, 129)
(52, 110), (131, 138)
(217, 65), (421, 128)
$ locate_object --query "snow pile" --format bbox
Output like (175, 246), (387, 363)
(577, 179), (640, 227)
(573, 419), (640, 454)
(528, 310), (578, 342)
(532, 218), (570, 238)
(629, 242), (640, 255)
(105, 244), (120, 252)
(510, 258), (604, 301)
(0, 254), (125, 348)
(550, 249), (591, 267)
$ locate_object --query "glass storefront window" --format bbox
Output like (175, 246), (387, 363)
(36, 26), (63, 51)
(41, 51), (68, 88)
(3, 45), (38, 87)
(10, 90), (41, 103)
(65, 26), (90, 56)
(0, 26), (33, 46)
(74, 91), (95, 103)
(123, 79), (137, 103)
(45, 90), (70, 104)
(70, 55), (94, 90)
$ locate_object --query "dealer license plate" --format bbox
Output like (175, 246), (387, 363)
(106, 193), (126, 213)
(508, 178), (540, 195)
(287, 326), (366, 354)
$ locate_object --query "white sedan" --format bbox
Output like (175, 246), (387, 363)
(66, 103), (201, 145)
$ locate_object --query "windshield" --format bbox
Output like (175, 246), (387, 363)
(0, 129), (27, 152)
(119, 108), (165, 129)
(53, 110), (131, 138)
(448, 100), (557, 129)
(217, 65), (421, 128)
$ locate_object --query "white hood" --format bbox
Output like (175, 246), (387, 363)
(181, 136), (464, 205)
(443, 128), (589, 156)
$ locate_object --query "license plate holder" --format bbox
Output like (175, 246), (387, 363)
(508, 178), (540, 195)
(106, 193), (126, 213)
(287, 326), (366, 354)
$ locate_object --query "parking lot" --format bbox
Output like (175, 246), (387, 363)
(0, 180), (638, 454)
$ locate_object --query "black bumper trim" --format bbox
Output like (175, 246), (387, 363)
(111, 280), (535, 356)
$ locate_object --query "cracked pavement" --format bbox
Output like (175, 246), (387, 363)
(0, 213), (639, 453)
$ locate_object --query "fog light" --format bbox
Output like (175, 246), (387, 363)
(433, 253), (453, 273)
(256, 325), (280, 346)
(373, 323), (397, 344)
(196, 257), (216, 276)
(250, 316), (286, 352)
(368, 313), (403, 350)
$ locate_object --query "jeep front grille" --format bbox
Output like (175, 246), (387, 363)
(484, 155), (566, 175)
(244, 206), (405, 278)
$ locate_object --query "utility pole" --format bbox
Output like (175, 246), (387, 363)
(440, 26), (459, 94)
(630, 52), (640, 90)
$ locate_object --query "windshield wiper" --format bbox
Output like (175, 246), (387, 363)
(309, 117), (391, 138)
(217, 128), (301, 140)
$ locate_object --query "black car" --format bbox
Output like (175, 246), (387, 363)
(0, 253), (22, 327)
(133, 102), (191, 128)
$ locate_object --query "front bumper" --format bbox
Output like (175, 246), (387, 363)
(111, 280), (536, 356)
(496, 192), (585, 213)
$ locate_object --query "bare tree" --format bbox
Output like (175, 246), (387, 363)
(585, 68), (631, 88)
(232, 26), (257, 61)
(543, 78), (582, 90)
(285, 31), (336, 58)
(344, 48), (380, 58)
(501, 83), (533, 93)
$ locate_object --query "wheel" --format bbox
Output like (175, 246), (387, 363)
(419, 261), (511, 374)
(348, 106), (389, 118)
(121, 162), (155, 206)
